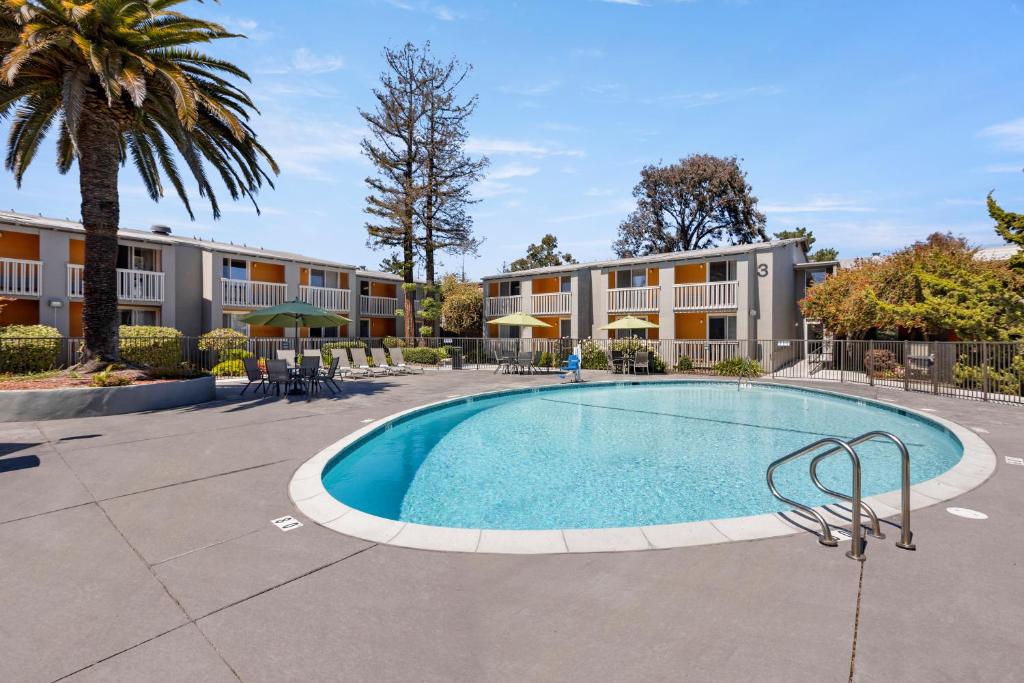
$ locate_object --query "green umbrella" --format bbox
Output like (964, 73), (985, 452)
(241, 298), (352, 339)
(600, 315), (659, 331)
(489, 312), (552, 328)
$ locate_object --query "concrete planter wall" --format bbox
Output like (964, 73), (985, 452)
(0, 375), (215, 422)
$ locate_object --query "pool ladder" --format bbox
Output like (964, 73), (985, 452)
(766, 431), (916, 561)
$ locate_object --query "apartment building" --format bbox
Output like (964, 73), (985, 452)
(483, 239), (827, 356)
(0, 211), (405, 338)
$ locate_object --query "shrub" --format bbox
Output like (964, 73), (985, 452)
(676, 356), (695, 372)
(320, 340), (367, 365)
(650, 353), (667, 374)
(402, 347), (443, 365)
(211, 360), (247, 377)
(580, 340), (608, 370)
(864, 349), (898, 375)
(198, 328), (247, 363)
(119, 326), (181, 368)
(383, 336), (407, 348)
(146, 366), (207, 380)
(91, 365), (134, 387)
(954, 358), (1022, 396)
(219, 348), (252, 363)
(0, 324), (61, 374)
(713, 357), (764, 377)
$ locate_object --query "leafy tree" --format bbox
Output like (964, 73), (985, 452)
(988, 192), (1024, 271)
(508, 234), (578, 272)
(800, 233), (1024, 340)
(774, 227), (837, 261)
(0, 0), (276, 366)
(613, 155), (767, 257)
(810, 247), (839, 262)
(439, 274), (482, 336)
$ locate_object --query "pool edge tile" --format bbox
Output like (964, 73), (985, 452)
(562, 527), (650, 553)
(389, 523), (480, 553)
(476, 530), (569, 555)
(640, 521), (730, 549)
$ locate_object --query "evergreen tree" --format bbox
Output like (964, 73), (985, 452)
(988, 193), (1024, 271)
(508, 235), (578, 272)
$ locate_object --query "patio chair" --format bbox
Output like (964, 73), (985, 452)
(370, 347), (402, 374)
(492, 350), (512, 375)
(302, 348), (322, 364)
(319, 357), (342, 394)
(516, 351), (535, 374)
(266, 359), (294, 396)
(351, 347), (389, 377)
(609, 349), (625, 374)
(631, 351), (650, 375)
(298, 355), (321, 394)
(240, 357), (266, 396)
(389, 346), (424, 374)
(275, 349), (296, 368)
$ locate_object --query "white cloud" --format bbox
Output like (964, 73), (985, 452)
(586, 187), (615, 197)
(258, 114), (363, 181)
(290, 48), (345, 74)
(585, 82), (622, 95)
(433, 4), (461, 20)
(600, 0), (647, 6)
(941, 198), (986, 207)
(383, 0), (464, 20)
(761, 197), (875, 214)
(570, 47), (605, 58)
(643, 85), (783, 108)
(499, 80), (560, 96)
(546, 199), (635, 224)
(219, 16), (271, 41)
(466, 138), (584, 158)
(488, 163), (540, 180)
(978, 162), (1024, 174)
(979, 117), (1024, 152)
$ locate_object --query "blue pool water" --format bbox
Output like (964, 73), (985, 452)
(321, 382), (963, 530)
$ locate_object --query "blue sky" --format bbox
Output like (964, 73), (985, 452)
(3, 0), (1024, 278)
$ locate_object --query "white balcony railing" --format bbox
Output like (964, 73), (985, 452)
(0, 257), (42, 297)
(673, 281), (738, 311)
(67, 264), (165, 302)
(221, 278), (287, 308)
(607, 286), (660, 313)
(673, 340), (741, 369)
(300, 285), (350, 312)
(485, 295), (523, 317)
(360, 295), (398, 317)
(529, 292), (571, 316)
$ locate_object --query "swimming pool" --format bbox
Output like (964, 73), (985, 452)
(317, 382), (965, 531)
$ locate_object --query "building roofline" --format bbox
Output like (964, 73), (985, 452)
(481, 238), (808, 280)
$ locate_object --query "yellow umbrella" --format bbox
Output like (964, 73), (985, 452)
(600, 316), (659, 331)
(489, 312), (552, 327)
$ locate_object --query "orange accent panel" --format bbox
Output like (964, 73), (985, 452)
(339, 273), (349, 288)
(69, 239), (85, 265)
(0, 231), (40, 260)
(249, 324), (284, 337)
(647, 268), (660, 286)
(531, 277), (560, 294)
(674, 263), (705, 284)
(0, 298), (39, 326)
(487, 323), (499, 337)
(370, 281), (397, 297)
(299, 268), (309, 286)
(674, 312), (706, 339)
(69, 302), (83, 336)
(532, 316), (561, 339)
(488, 282), (498, 297)
(607, 272), (615, 288)
(250, 262), (285, 284)
(370, 317), (396, 337)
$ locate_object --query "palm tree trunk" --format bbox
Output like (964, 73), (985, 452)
(77, 108), (122, 368)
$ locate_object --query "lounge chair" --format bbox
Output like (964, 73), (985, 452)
(389, 346), (424, 374)
(302, 348), (322, 364)
(331, 347), (371, 378)
(351, 347), (389, 376)
(240, 357), (266, 395)
(275, 349), (296, 368)
(631, 351), (650, 375)
(370, 347), (402, 374)
(319, 357), (343, 394)
(266, 359), (295, 395)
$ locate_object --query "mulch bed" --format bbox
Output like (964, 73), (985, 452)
(0, 369), (173, 391)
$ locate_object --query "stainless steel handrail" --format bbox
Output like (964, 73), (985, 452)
(809, 431), (915, 550)
(767, 437), (865, 561)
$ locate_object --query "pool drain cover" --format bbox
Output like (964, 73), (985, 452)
(946, 507), (988, 520)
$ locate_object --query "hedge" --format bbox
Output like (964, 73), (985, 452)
(211, 349), (253, 377)
(401, 347), (445, 365)
(119, 326), (182, 368)
(320, 340), (367, 365)
(198, 328), (247, 363)
(0, 324), (61, 374)
(712, 357), (764, 377)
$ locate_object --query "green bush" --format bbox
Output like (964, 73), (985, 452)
(713, 357), (764, 377)
(864, 349), (898, 374)
(198, 328), (247, 363)
(676, 356), (695, 372)
(954, 358), (1022, 396)
(118, 326), (181, 368)
(0, 324), (61, 374)
(402, 347), (443, 365)
(320, 340), (367, 365)
(650, 353), (667, 374)
(211, 359), (247, 377)
(580, 340), (609, 370)
(219, 348), (252, 363)
(383, 336), (407, 348)
(91, 365), (134, 387)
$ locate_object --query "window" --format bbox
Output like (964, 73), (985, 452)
(560, 276), (572, 293)
(498, 281), (521, 297)
(117, 245), (160, 272)
(560, 319), (572, 338)
(222, 312), (248, 335)
(222, 258), (247, 280)
(309, 326), (338, 338)
(119, 308), (159, 326)
(708, 261), (737, 282)
(708, 315), (737, 340)
(615, 269), (647, 288)
(309, 269), (326, 288)
(358, 319), (370, 337)
(359, 280), (370, 296)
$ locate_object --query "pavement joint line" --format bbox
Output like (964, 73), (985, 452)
(0, 500), (96, 528)
(150, 527), (265, 568)
(848, 560), (865, 683)
(96, 457), (295, 504)
(52, 623), (199, 682)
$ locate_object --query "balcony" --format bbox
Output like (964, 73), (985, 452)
(485, 295), (523, 317)
(0, 257), (42, 297)
(300, 285), (350, 312)
(530, 292), (571, 316)
(67, 264), (165, 303)
(673, 281), (738, 311)
(360, 294), (398, 317)
(607, 286), (659, 313)
(221, 278), (287, 308)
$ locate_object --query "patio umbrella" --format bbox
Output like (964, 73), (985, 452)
(489, 312), (552, 328)
(600, 316), (660, 331)
(240, 299), (352, 339)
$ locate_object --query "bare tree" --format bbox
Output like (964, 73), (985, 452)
(613, 155), (767, 257)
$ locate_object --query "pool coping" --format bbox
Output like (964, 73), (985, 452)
(288, 379), (997, 555)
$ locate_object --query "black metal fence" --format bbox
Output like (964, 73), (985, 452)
(1, 334), (1021, 404)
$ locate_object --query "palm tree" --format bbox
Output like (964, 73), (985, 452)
(0, 0), (277, 367)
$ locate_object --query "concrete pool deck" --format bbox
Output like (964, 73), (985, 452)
(1, 370), (1022, 681)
